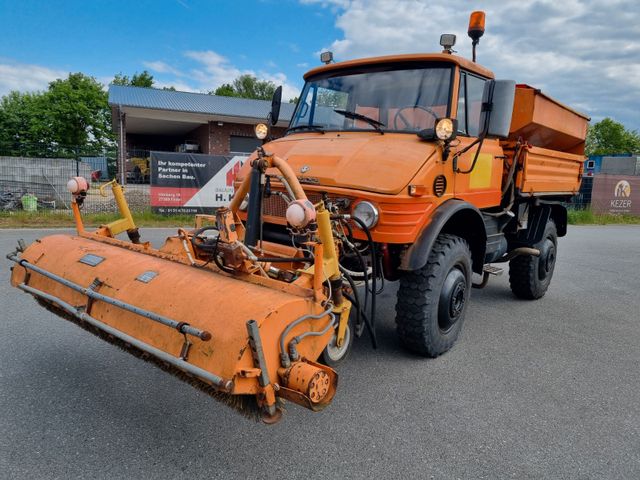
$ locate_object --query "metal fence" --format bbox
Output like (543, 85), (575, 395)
(0, 144), (150, 215)
(572, 176), (593, 210)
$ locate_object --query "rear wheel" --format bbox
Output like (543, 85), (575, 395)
(395, 234), (472, 357)
(509, 219), (557, 299)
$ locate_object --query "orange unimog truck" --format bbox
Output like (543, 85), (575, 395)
(241, 11), (588, 359)
(8, 12), (587, 423)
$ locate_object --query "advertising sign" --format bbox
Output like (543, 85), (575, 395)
(150, 152), (246, 214)
(591, 174), (640, 215)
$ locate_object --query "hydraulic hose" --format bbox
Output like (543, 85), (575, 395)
(288, 313), (337, 361)
(348, 216), (379, 344)
(456, 137), (485, 174)
(269, 155), (307, 202)
(340, 266), (377, 348)
(229, 151), (308, 217)
(279, 307), (335, 367)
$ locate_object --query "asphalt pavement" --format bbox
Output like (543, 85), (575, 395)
(1, 226), (639, 479)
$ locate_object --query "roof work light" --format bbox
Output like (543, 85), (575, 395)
(320, 51), (334, 64)
(440, 34), (457, 54)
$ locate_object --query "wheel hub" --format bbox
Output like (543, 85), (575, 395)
(438, 267), (467, 333)
(538, 239), (556, 280)
(450, 283), (466, 317)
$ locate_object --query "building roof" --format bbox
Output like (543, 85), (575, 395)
(108, 84), (295, 123)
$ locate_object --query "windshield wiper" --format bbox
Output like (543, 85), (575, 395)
(334, 109), (385, 134)
(286, 124), (326, 134)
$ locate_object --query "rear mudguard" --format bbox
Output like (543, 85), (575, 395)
(399, 199), (487, 274)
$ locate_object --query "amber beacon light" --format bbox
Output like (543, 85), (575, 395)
(468, 11), (486, 62)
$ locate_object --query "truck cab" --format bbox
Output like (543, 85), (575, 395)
(236, 23), (587, 359)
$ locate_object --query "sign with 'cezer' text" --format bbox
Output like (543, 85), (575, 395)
(591, 174), (640, 215)
(150, 151), (245, 214)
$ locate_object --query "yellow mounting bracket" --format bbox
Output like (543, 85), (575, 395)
(304, 202), (352, 346)
(333, 301), (352, 347)
(98, 180), (137, 237)
(312, 204), (341, 278)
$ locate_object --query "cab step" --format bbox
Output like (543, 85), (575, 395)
(472, 264), (504, 289)
(483, 264), (504, 276)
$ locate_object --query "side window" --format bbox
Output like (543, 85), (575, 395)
(457, 72), (467, 134)
(457, 71), (487, 137)
(466, 74), (486, 137)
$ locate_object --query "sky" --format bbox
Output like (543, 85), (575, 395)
(0, 0), (639, 130)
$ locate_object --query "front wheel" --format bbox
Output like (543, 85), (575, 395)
(509, 219), (558, 300)
(395, 234), (472, 357)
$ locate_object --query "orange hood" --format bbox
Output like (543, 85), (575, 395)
(240, 132), (438, 195)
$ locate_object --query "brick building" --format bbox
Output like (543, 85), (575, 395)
(108, 85), (294, 182)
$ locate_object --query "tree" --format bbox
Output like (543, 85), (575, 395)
(212, 83), (235, 97)
(46, 73), (112, 148)
(212, 74), (276, 100)
(0, 73), (113, 155)
(0, 91), (47, 148)
(585, 118), (640, 156)
(112, 70), (154, 88)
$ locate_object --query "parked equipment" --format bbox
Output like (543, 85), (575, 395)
(8, 12), (587, 422)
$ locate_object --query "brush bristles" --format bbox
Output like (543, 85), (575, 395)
(36, 298), (267, 421)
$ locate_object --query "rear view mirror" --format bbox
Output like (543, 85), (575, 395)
(270, 86), (283, 125)
(480, 80), (516, 138)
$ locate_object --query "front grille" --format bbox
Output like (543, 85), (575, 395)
(263, 191), (324, 218)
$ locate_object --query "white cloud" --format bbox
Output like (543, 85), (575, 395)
(303, 0), (640, 130)
(258, 71), (300, 101)
(153, 80), (198, 92)
(183, 49), (244, 88)
(142, 60), (183, 76)
(143, 49), (300, 100)
(0, 61), (67, 96)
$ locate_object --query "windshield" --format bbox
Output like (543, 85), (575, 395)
(289, 63), (453, 134)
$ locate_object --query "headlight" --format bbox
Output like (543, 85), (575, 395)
(254, 123), (269, 140)
(352, 201), (379, 229)
(435, 118), (457, 141)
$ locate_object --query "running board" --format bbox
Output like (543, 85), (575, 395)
(483, 265), (504, 276)
(472, 264), (504, 289)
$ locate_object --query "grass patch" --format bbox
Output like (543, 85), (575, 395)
(3, 207), (638, 228)
(567, 209), (640, 225)
(0, 209), (196, 228)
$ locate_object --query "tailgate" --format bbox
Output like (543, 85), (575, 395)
(516, 146), (584, 195)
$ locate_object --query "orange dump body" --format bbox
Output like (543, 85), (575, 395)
(509, 84), (589, 155)
(505, 84), (589, 195)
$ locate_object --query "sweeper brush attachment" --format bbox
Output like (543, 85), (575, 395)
(8, 149), (361, 423)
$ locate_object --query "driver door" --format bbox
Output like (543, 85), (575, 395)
(453, 71), (502, 208)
